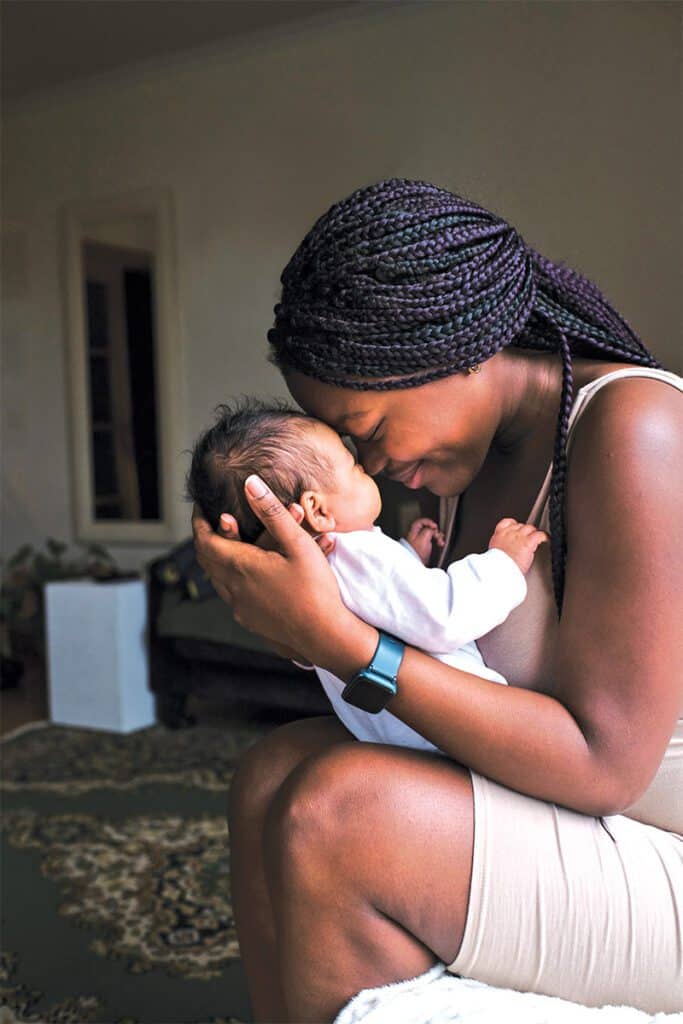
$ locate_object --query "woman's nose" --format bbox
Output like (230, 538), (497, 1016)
(356, 442), (385, 477)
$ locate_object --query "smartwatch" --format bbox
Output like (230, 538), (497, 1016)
(341, 632), (405, 713)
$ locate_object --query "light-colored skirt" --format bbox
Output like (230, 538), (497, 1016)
(447, 772), (683, 1014)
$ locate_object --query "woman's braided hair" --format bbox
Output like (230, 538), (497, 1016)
(268, 179), (661, 613)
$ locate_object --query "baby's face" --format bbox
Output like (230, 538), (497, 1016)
(303, 421), (382, 533)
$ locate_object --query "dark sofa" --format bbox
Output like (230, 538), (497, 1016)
(147, 562), (331, 727)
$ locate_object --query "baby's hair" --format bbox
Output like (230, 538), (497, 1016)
(186, 399), (335, 542)
(268, 179), (662, 612)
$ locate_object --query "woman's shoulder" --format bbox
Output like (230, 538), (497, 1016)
(566, 366), (683, 523)
(570, 366), (682, 454)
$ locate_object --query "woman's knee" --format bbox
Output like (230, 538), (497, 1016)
(261, 744), (365, 883)
(262, 744), (475, 963)
(263, 744), (413, 875)
(262, 743), (473, 891)
(227, 715), (353, 833)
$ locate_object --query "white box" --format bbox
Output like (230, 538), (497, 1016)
(45, 579), (156, 733)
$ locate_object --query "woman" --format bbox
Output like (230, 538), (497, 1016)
(192, 180), (682, 1023)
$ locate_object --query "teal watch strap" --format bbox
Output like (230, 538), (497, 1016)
(341, 632), (405, 713)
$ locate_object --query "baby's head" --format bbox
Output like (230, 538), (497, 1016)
(187, 399), (382, 541)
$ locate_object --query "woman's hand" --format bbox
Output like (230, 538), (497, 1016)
(211, 502), (323, 664)
(192, 476), (374, 673)
(216, 507), (336, 558)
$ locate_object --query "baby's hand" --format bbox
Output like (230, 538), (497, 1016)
(404, 518), (446, 566)
(488, 518), (548, 575)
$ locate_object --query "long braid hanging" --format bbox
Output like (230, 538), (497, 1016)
(268, 180), (662, 614)
(546, 321), (575, 612)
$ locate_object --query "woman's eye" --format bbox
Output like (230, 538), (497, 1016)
(360, 421), (383, 444)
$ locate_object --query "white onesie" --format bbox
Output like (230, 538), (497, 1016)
(310, 526), (527, 754)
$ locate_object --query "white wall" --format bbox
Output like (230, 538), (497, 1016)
(2, 1), (681, 570)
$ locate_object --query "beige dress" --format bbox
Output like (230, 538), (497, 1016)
(439, 367), (683, 1013)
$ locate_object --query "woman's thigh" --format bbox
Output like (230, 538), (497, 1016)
(449, 773), (683, 1014)
(262, 742), (475, 966)
(238, 730), (682, 1015)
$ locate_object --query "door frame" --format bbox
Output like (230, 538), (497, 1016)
(62, 187), (187, 544)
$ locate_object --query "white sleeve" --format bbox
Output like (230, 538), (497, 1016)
(329, 531), (527, 654)
(398, 537), (423, 560)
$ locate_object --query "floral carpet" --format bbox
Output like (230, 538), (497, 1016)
(0, 720), (273, 1024)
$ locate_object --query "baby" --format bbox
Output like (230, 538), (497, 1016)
(187, 400), (547, 754)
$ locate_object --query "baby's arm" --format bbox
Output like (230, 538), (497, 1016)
(330, 520), (547, 653)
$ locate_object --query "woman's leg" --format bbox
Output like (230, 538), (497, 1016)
(262, 743), (474, 1024)
(228, 714), (357, 1023)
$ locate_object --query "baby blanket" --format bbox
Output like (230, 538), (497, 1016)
(334, 963), (682, 1024)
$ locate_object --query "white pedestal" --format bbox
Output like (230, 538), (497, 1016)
(45, 579), (156, 733)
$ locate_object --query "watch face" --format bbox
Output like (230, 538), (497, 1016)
(342, 672), (396, 713)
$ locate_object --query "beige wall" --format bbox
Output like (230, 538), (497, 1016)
(2, 1), (681, 569)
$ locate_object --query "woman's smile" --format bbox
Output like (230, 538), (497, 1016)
(384, 459), (425, 489)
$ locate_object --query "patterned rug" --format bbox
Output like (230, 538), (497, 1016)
(0, 719), (274, 1024)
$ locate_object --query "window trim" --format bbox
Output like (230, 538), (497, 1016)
(62, 188), (187, 544)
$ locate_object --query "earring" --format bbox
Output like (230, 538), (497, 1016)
(467, 364), (481, 374)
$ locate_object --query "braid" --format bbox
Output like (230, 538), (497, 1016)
(268, 179), (662, 613)
(546, 322), (574, 613)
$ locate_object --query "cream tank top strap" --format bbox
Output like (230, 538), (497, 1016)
(437, 365), (683, 835)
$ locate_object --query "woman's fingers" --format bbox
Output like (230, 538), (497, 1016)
(253, 502), (306, 552)
(288, 503), (305, 525)
(219, 513), (240, 539)
(191, 502), (211, 541)
(192, 504), (219, 572)
(191, 503), (249, 600)
(244, 475), (311, 556)
(212, 578), (233, 604)
(191, 492), (314, 598)
(315, 534), (336, 556)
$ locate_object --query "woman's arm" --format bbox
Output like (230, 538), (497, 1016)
(326, 381), (683, 816)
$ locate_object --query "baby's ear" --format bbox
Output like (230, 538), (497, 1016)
(299, 490), (336, 533)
